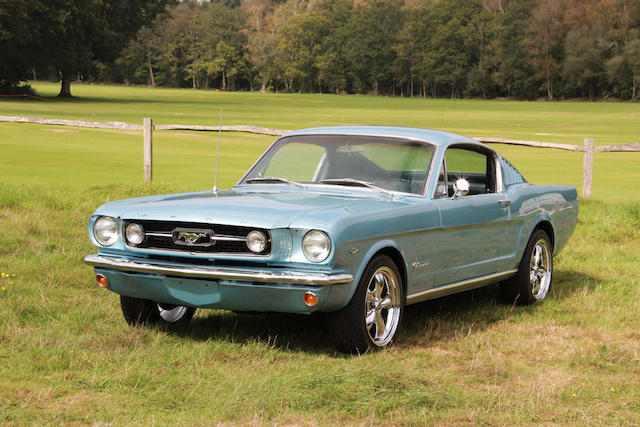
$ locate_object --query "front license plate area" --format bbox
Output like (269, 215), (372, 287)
(161, 276), (221, 306)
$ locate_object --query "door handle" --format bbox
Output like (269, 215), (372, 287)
(498, 199), (511, 207)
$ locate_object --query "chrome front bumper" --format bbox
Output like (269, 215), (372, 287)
(83, 254), (353, 286)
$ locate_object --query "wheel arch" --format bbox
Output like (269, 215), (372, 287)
(532, 219), (555, 252)
(375, 247), (408, 298)
(347, 240), (408, 303)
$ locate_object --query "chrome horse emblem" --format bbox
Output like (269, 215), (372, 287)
(172, 228), (215, 247)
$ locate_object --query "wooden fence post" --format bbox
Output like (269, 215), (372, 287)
(582, 137), (593, 199)
(143, 117), (153, 182)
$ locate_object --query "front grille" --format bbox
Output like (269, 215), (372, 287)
(123, 219), (271, 255)
(145, 254), (270, 268)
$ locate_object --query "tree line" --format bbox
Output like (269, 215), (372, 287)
(3, 0), (640, 99)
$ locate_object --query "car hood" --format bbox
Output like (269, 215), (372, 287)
(93, 187), (413, 230)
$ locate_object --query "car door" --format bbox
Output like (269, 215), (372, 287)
(432, 145), (512, 286)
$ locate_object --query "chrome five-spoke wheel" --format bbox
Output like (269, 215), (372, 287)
(365, 266), (402, 347)
(326, 254), (404, 354)
(501, 229), (554, 306)
(530, 238), (552, 300)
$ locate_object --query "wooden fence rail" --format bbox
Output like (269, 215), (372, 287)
(474, 137), (584, 152)
(0, 115), (286, 135)
(2, 115), (638, 199)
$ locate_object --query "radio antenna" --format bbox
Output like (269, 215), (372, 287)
(212, 107), (222, 193)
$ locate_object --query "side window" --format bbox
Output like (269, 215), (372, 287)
(444, 147), (495, 195)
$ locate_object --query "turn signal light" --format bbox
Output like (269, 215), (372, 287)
(303, 291), (318, 307)
(96, 274), (109, 288)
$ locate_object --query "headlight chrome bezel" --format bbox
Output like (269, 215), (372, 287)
(93, 216), (119, 247)
(302, 230), (331, 263)
(246, 230), (267, 253)
(125, 222), (145, 246)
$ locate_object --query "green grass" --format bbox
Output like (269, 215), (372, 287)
(2, 81), (639, 199)
(1, 83), (639, 424)
(4, 82), (640, 146)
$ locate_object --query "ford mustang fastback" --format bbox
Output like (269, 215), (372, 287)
(84, 126), (578, 353)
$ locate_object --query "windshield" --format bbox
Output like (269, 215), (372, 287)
(239, 135), (435, 195)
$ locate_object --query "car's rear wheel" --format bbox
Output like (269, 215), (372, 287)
(501, 229), (553, 305)
(120, 295), (195, 325)
(326, 255), (404, 354)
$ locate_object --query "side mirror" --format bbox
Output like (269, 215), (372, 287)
(452, 178), (470, 199)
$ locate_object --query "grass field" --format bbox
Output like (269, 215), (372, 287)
(1, 82), (639, 200)
(1, 83), (639, 424)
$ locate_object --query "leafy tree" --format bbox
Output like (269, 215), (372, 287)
(522, 0), (566, 99)
(0, 0), (41, 92)
(117, 25), (164, 86)
(607, 33), (640, 99)
(277, 11), (326, 92)
(314, 0), (352, 93)
(393, 8), (425, 97)
(154, 2), (200, 88)
(8, 0), (639, 99)
(465, 7), (500, 98)
(490, 0), (537, 98)
(35, 0), (172, 96)
(346, 0), (402, 95)
(243, 0), (278, 91)
(193, 2), (247, 89)
(413, 0), (484, 98)
(562, 25), (609, 99)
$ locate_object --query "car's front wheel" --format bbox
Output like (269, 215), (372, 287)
(326, 255), (404, 354)
(501, 229), (553, 305)
(120, 295), (195, 326)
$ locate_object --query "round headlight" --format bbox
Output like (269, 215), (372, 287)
(126, 223), (145, 246)
(302, 230), (331, 263)
(94, 216), (118, 246)
(246, 230), (267, 253)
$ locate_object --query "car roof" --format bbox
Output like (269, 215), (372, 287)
(283, 126), (481, 148)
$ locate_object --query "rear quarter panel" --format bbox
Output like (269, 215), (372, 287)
(506, 183), (578, 270)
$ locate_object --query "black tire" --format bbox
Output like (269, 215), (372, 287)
(500, 229), (553, 306)
(120, 295), (195, 326)
(326, 255), (404, 354)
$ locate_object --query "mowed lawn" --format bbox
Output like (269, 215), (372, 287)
(0, 83), (639, 424)
(1, 82), (639, 199)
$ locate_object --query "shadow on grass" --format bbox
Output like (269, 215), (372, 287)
(170, 310), (336, 355)
(1, 91), (249, 107)
(0, 94), (186, 105)
(163, 268), (601, 355)
(400, 268), (602, 347)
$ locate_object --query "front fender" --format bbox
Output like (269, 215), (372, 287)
(325, 238), (406, 311)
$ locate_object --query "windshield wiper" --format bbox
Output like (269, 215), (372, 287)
(245, 177), (307, 188)
(318, 178), (394, 196)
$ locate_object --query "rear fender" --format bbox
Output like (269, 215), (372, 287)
(524, 215), (553, 253)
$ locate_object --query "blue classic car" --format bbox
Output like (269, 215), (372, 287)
(84, 126), (578, 353)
